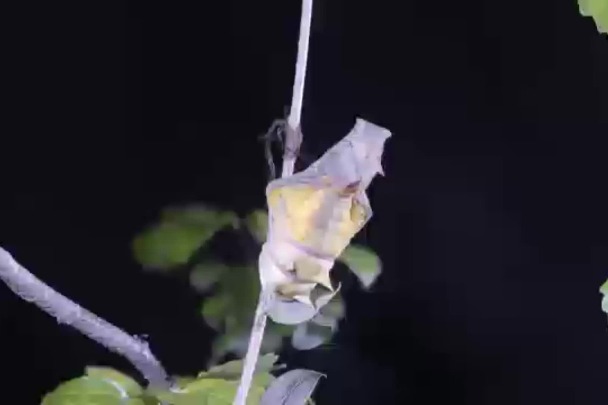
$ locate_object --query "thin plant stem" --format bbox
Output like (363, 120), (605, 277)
(232, 290), (271, 405)
(0, 247), (170, 389)
(287, 0), (313, 131)
(233, 1), (313, 403)
(283, 0), (312, 176)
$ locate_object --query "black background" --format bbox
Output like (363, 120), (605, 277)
(2, 1), (608, 404)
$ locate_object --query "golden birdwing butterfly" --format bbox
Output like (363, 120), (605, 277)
(260, 118), (391, 324)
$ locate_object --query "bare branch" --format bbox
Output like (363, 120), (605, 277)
(0, 247), (170, 389)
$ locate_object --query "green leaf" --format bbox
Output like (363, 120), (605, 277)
(317, 294), (345, 320)
(579, 0), (608, 33)
(264, 320), (297, 353)
(198, 264), (264, 356)
(338, 245), (382, 289)
(600, 278), (608, 314)
(244, 209), (268, 244)
(190, 261), (230, 293)
(600, 278), (608, 295)
(209, 330), (265, 362)
(209, 333), (235, 362)
(41, 376), (145, 405)
(210, 327), (284, 360)
(171, 376), (197, 387)
(201, 264), (261, 347)
(132, 205), (238, 271)
(138, 393), (161, 405)
(261, 329), (285, 354)
(217, 265), (261, 326)
(292, 321), (333, 351)
(151, 377), (267, 405)
(254, 353), (281, 375)
(160, 205), (239, 229)
(200, 353), (279, 380)
(201, 294), (232, 329)
(132, 223), (213, 270)
(268, 320), (296, 337)
(85, 367), (143, 397)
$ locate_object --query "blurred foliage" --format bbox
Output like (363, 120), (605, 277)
(132, 205), (238, 271)
(600, 279), (608, 314)
(42, 366), (146, 405)
(42, 354), (317, 405)
(151, 354), (278, 405)
(132, 204), (382, 362)
(579, 0), (608, 34)
(337, 245), (382, 289)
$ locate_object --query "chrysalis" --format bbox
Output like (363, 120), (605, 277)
(259, 118), (391, 324)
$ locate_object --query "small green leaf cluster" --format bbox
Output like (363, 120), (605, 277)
(579, 0), (608, 34)
(132, 205), (383, 361)
(600, 278), (608, 314)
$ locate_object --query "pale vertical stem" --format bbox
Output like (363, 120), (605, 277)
(234, 2), (313, 403)
(281, 124), (303, 178)
(233, 290), (271, 405)
(0, 247), (170, 389)
(287, 0), (313, 131)
(283, 0), (312, 177)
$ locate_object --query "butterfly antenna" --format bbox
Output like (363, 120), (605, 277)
(260, 118), (287, 181)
